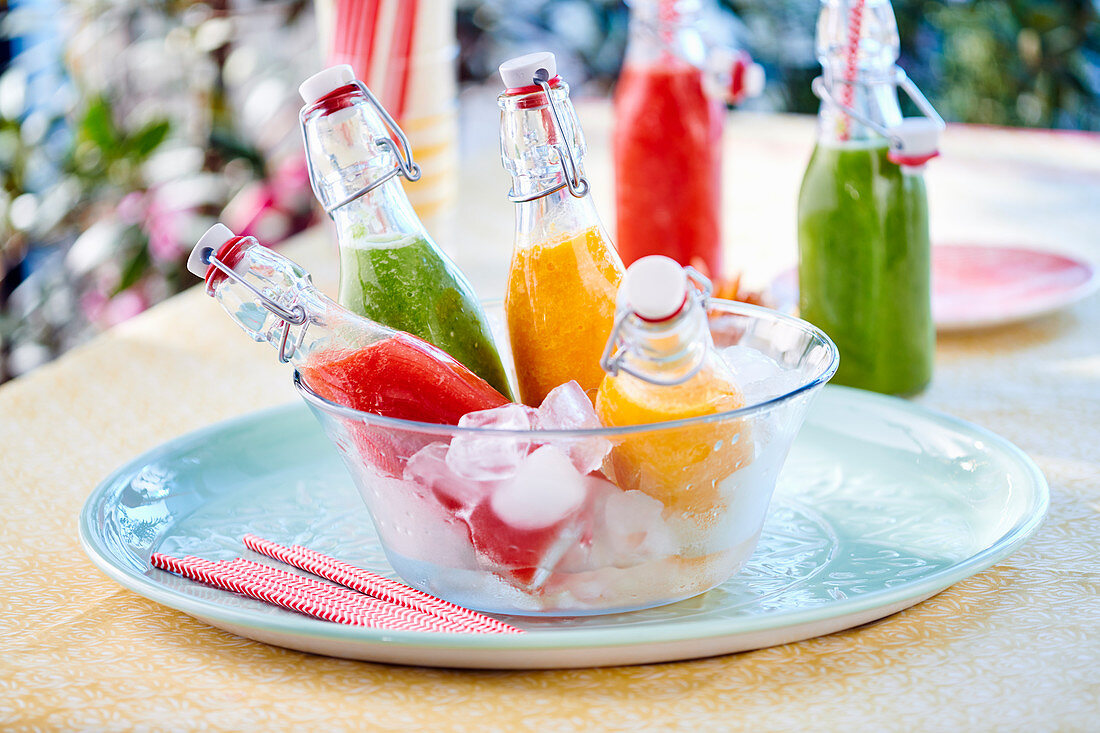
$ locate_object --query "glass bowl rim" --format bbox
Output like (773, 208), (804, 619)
(293, 299), (839, 439)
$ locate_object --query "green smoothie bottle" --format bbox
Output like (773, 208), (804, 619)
(299, 65), (513, 399)
(797, 0), (943, 395)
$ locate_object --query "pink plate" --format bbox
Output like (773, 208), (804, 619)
(770, 245), (1098, 332)
(932, 245), (1097, 331)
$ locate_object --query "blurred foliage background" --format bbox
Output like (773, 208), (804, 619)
(1, 0), (1098, 382)
(457, 0), (1100, 129)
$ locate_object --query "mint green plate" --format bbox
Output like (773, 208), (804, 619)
(79, 386), (1047, 669)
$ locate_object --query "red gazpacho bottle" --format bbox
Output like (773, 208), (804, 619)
(186, 224), (509, 425)
(613, 0), (763, 278)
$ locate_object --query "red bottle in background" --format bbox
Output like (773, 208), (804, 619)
(614, 0), (763, 279)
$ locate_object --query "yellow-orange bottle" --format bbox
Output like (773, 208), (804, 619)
(498, 52), (625, 406)
(595, 256), (752, 524)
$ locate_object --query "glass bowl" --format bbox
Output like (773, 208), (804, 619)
(294, 300), (839, 616)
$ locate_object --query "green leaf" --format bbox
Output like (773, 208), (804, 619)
(125, 119), (171, 160)
(81, 96), (119, 153)
(112, 233), (151, 296)
(208, 128), (266, 176)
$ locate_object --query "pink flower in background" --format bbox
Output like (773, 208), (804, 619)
(271, 156), (311, 205)
(80, 287), (149, 328)
(101, 289), (148, 325)
(116, 192), (147, 226)
(79, 289), (107, 323)
(223, 155), (312, 243)
(145, 189), (189, 264)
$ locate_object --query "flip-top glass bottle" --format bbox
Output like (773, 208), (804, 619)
(498, 52), (626, 406)
(186, 224), (509, 425)
(797, 0), (943, 395)
(595, 255), (750, 518)
(614, 0), (763, 277)
(299, 65), (513, 399)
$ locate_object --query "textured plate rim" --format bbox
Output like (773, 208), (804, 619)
(79, 387), (1049, 654)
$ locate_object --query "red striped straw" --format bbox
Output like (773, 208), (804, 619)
(332, 0), (349, 64)
(356, 0), (383, 80)
(242, 534), (521, 634)
(658, 0), (676, 64)
(838, 0), (866, 141)
(330, 0), (381, 77)
(151, 553), (475, 632)
(388, 0), (419, 119)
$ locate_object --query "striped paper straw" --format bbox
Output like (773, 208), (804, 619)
(838, 0), (866, 141)
(150, 553), (470, 632)
(388, 0), (419, 119)
(242, 534), (522, 634)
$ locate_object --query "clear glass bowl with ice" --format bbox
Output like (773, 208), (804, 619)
(295, 300), (839, 616)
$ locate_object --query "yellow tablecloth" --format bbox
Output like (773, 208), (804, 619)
(2, 109), (1098, 730)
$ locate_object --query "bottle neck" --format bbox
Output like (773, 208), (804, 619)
(513, 186), (606, 248)
(302, 85), (409, 216)
(624, 0), (706, 68)
(613, 294), (713, 385)
(330, 176), (427, 247)
(499, 80), (589, 209)
(816, 73), (902, 145)
(205, 238), (388, 365)
(815, 0), (903, 145)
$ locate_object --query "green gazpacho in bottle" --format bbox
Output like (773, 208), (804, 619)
(797, 0), (943, 395)
(299, 65), (513, 400)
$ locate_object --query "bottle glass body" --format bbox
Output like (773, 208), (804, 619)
(796, 0), (933, 395)
(499, 80), (625, 406)
(595, 295), (751, 519)
(302, 85), (513, 399)
(203, 236), (508, 425)
(613, 0), (724, 277)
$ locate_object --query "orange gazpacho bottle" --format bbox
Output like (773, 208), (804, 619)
(595, 256), (751, 521)
(497, 52), (625, 406)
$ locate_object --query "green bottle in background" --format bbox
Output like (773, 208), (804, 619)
(299, 65), (513, 400)
(797, 0), (943, 395)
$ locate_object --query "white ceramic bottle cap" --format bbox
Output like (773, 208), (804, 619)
(623, 256), (689, 321)
(299, 64), (356, 105)
(499, 51), (557, 89)
(890, 117), (941, 159)
(187, 223), (235, 278)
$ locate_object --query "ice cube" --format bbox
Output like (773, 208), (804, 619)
(460, 446), (588, 588)
(536, 381), (612, 474)
(721, 345), (804, 403)
(405, 442), (493, 512)
(602, 488), (676, 561)
(744, 369), (805, 403)
(720, 344), (782, 384)
(360, 470), (478, 567)
(490, 445), (587, 531)
(536, 381), (601, 430)
(446, 403), (538, 481)
(546, 473), (678, 575)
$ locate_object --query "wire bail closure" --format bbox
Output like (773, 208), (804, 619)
(811, 67), (945, 149)
(300, 80), (422, 217)
(202, 250), (310, 364)
(599, 267), (713, 386)
(507, 71), (591, 203)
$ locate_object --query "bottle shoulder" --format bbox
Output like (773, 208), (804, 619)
(597, 356), (744, 422)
